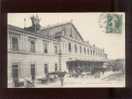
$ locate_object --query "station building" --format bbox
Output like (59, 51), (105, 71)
(8, 15), (107, 87)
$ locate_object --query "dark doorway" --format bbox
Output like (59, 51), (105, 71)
(44, 64), (49, 78)
(12, 65), (19, 86)
(55, 64), (58, 72)
(31, 64), (36, 80)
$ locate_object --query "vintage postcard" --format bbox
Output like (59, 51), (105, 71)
(7, 13), (125, 88)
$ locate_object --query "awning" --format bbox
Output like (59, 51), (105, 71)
(67, 60), (105, 64)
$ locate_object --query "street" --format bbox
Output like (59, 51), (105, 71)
(34, 71), (125, 88)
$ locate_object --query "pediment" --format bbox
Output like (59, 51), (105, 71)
(63, 23), (84, 42)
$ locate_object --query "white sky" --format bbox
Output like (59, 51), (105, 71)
(8, 13), (125, 59)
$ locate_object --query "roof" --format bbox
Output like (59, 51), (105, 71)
(8, 22), (84, 41)
(38, 22), (84, 41)
(8, 24), (50, 39)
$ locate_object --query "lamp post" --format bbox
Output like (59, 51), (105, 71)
(58, 37), (62, 71)
(57, 32), (66, 87)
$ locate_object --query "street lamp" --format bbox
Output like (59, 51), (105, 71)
(56, 31), (66, 87)
(58, 37), (62, 71)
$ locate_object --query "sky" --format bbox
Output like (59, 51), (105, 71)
(8, 13), (125, 59)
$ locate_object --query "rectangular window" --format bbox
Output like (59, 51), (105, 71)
(54, 45), (58, 54)
(70, 27), (73, 38)
(80, 46), (82, 53)
(68, 43), (72, 52)
(93, 50), (95, 56)
(84, 47), (86, 54)
(12, 37), (19, 51)
(87, 48), (89, 55)
(74, 44), (77, 53)
(30, 40), (35, 52)
(91, 49), (93, 55)
(55, 64), (58, 72)
(43, 42), (48, 53)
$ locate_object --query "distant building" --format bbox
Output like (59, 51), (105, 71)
(106, 59), (125, 72)
(8, 15), (107, 87)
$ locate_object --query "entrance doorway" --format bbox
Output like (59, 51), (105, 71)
(44, 64), (49, 78)
(31, 64), (36, 81)
(12, 65), (19, 86)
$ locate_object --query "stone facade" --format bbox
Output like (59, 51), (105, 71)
(8, 21), (107, 87)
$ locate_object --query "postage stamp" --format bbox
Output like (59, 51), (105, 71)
(99, 13), (123, 33)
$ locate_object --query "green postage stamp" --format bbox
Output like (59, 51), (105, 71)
(106, 14), (122, 33)
(99, 13), (124, 34)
